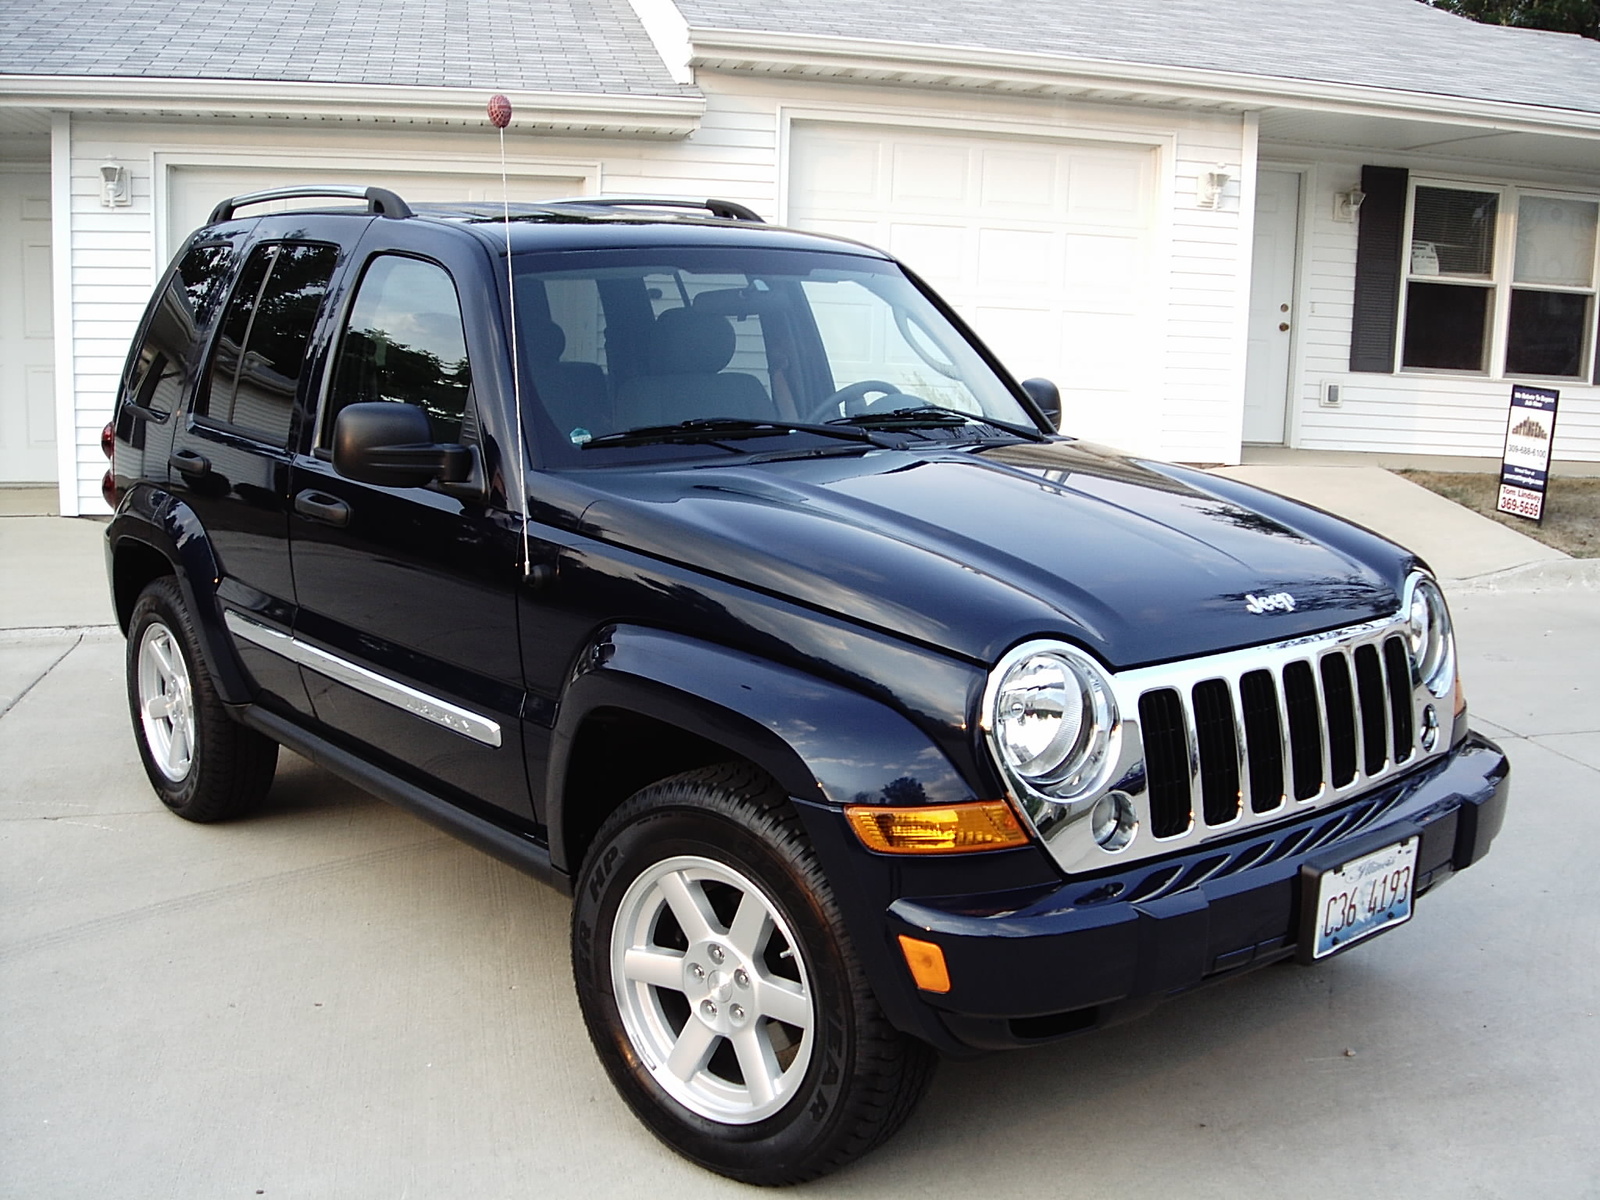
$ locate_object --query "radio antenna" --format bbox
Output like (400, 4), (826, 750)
(489, 92), (532, 581)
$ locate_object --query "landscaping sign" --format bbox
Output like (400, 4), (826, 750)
(1496, 385), (1560, 523)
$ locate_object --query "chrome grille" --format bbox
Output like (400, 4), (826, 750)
(1135, 629), (1421, 842)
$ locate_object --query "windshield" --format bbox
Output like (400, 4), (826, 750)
(511, 246), (1037, 464)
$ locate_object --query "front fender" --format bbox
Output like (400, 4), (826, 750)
(546, 625), (979, 874)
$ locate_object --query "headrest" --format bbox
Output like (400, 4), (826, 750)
(526, 319), (567, 364)
(649, 307), (735, 375)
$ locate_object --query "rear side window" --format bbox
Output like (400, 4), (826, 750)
(326, 255), (472, 444)
(199, 242), (340, 446)
(123, 243), (235, 415)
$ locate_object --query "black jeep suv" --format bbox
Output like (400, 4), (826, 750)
(104, 186), (1509, 1184)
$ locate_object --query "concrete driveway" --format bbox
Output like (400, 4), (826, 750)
(3, 476), (1598, 1199)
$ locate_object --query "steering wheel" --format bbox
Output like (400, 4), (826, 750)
(812, 379), (902, 421)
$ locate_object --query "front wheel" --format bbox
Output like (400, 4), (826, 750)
(572, 764), (935, 1184)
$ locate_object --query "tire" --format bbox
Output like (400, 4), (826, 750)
(125, 577), (277, 822)
(572, 763), (936, 1185)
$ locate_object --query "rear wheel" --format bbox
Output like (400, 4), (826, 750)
(572, 763), (935, 1184)
(126, 577), (277, 821)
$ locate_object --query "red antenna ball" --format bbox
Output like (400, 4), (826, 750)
(488, 94), (513, 128)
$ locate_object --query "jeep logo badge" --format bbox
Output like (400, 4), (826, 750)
(1245, 591), (1296, 614)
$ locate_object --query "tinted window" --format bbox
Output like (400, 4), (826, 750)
(124, 243), (235, 415)
(327, 255), (472, 444)
(201, 242), (339, 445)
(512, 247), (1031, 462)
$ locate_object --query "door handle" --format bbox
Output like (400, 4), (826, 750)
(294, 489), (351, 528)
(168, 448), (211, 477)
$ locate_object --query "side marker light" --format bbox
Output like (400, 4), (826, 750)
(897, 935), (951, 994)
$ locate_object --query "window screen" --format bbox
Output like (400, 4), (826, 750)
(201, 242), (339, 445)
(327, 255), (472, 445)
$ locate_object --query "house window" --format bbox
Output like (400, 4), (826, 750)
(1399, 182), (1598, 380)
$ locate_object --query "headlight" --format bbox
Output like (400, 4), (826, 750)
(982, 642), (1119, 804)
(1405, 573), (1456, 698)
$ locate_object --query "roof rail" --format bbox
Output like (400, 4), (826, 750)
(208, 185), (414, 225)
(537, 196), (765, 223)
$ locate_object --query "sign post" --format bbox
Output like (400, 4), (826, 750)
(1496, 385), (1560, 524)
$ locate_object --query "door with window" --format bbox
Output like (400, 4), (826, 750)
(170, 214), (360, 717)
(288, 231), (529, 820)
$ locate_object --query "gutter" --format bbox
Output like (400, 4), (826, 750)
(687, 28), (1600, 141)
(0, 75), (705, 139)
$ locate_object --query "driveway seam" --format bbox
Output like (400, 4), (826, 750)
(0, 632), (82, 721)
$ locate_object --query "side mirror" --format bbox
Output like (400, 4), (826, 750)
(332, 402), (474, 489)
(1019, 378), (1061, 432)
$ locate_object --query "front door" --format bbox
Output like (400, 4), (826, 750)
(287, 232), (530, 823)
(1243, 169), (1303, 444)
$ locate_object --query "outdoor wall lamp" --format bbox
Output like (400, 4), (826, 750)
(1334, 188), (1366, 222)
(99, 160), (131, 208)
(1197, 166), (1231, 208)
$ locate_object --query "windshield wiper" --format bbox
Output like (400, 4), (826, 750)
(829, 405), (1049, 442)
(581, 417), (886, 450)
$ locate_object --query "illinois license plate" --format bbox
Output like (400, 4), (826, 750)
(1308, 837), (1418, 960)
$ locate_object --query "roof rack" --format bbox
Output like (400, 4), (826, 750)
(208, 185), (414, 225)
(536, 196), (765, 223)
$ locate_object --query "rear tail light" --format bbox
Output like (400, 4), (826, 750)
(101, 420), (120, 508)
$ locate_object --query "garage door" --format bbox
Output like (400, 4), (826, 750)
(166, 163), (589, 259)
(788, 123), (1157, 448)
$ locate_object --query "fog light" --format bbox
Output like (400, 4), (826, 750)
(1091, 791), (1136, 851)
(897, 935), (951, 993)
(845, 801), (1028, 854)
(1421, 704), (1439, 751)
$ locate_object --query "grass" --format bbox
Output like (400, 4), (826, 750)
(1397, 470), (1600, 558)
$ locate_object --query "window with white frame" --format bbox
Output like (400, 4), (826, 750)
(1399, 181), (1599, 380)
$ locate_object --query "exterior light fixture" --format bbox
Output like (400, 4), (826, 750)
(99, 160), (131, 208)
(1334, 188), (1366, 222)
(1197, 165), (1231, 208)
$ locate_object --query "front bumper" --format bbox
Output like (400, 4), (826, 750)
(799, 731), (1508, 1055)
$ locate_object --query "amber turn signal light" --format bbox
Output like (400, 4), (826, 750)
(845, 801), (1028, 855)
(897, 935), (951, 994)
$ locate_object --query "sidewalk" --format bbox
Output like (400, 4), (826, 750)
(1211, 462), (1575, 586)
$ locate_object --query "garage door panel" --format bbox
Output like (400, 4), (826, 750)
(887, 223), (967, 289)
(979, 150), (1059, 211)
(976, 228), (1057, 289)
(889, 143), (971, 206)
(1066, 156), (1152, 225)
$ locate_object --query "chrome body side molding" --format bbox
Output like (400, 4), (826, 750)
(224, 610), (503, 748)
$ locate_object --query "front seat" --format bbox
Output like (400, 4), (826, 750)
(614, 307), (774, 429)
(525, 318), (611, 441)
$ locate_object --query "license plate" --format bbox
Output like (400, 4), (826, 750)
(1307, 837), (1418, 960)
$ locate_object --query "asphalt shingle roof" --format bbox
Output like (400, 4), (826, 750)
(0, 0), (695, 96)
(675, 0), (1600, 117)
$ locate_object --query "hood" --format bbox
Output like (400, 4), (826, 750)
(575, 440), (1412, 668)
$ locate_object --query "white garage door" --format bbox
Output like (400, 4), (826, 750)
(166, 164), (589, 260)
(788, 123), (1157, 449)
